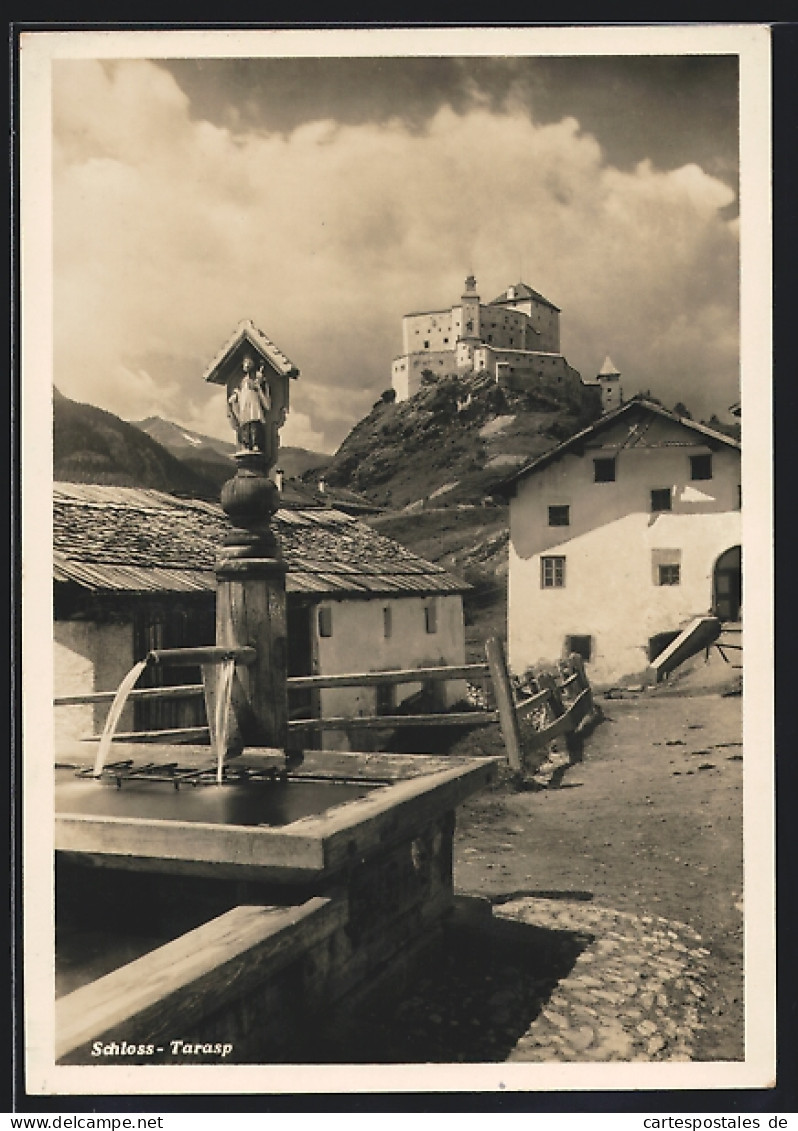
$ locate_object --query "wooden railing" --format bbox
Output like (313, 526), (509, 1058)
(54, 638), (598, 777)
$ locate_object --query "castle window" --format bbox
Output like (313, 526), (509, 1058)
(541, 556), (566, 588)
(548, 505), (570, 527)
(443, 337), (449, 344)
(424, 341), (430, 349)
(650, 488), (672, 512)
(594, 458), (616, 483)
(690, 454), (713, 480)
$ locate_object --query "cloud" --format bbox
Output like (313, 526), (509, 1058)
(52, 59), (740, 451)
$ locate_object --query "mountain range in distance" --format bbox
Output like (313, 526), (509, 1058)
(52, 387), (330, 499)
(133, 415), (331, 487)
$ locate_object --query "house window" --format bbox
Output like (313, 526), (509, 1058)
(690, 454), (713, 480)
(652, 548), (681, 586)
(737, 484), (742, 509)
(383, 606), (392, 639)
(424, 601), (438, 634)
(565, 635), (592, 661)
(318, 607), (333, 637)
(594, 458), (616, 483)
(650, 488), (672, 512)
(541, 556), (566, 588)
(548, 504), (570, 526)
(424, 341), (430, 349)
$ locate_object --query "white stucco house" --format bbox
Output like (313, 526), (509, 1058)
(494, 398), (742, 685)
(53, 483), (469, 750)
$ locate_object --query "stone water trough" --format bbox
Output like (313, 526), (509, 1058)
(55, 740), (497, 1064)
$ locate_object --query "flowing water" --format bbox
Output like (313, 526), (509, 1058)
(214, 658), (236, 784)
(91, 659), (149, 777)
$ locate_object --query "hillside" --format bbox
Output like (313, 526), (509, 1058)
(133, 416), (330, 489)
(53, 390), (221, 498)
(132, 415), (236, 493)
(321, 369), (601, 512)
(319, 370), (602, 659)
(278, 446), (332, 481)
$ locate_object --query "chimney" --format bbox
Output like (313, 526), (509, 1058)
(318, 475), (326, 495)
(274, 468), (284, 492)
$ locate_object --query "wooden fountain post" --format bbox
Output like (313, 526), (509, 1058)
(203, 320), (300, 755)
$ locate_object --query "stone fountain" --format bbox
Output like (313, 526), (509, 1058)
(54, 320), (498, 1065)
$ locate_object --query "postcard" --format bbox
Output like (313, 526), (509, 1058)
(18, 23), (774, 1102)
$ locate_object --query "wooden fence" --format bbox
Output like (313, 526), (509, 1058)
(54, 637), (597, 777)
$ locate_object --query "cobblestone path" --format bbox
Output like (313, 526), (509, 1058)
(319, 894), (724, 1064)
(495, 897), (715, 1062)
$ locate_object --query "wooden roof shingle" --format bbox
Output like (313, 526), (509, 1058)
(52, 483), (468, 599)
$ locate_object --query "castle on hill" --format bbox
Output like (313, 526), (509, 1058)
(390, 275), (622, 412)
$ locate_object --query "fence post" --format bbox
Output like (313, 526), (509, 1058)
(485, 637), (524, 775)
(537, 672), (565, 720)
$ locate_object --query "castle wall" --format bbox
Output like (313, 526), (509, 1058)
(477, 305), (534, 350)
(402, 310), (454, 354)
(392, 283), (562, 399)
(495, 297), (560, 352)
(393, 350), (459, 398)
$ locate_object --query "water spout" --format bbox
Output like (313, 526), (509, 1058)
(214, 658), (236, 784)
(91, 659), (150, 778)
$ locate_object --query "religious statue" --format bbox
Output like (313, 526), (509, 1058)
(226, 354), (272, 453)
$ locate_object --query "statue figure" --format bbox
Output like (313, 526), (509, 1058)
(227, 355), (272, 453)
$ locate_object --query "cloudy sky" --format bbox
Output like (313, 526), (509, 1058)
(47, 36), (742, 453)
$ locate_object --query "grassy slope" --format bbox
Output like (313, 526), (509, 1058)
(324, 371), (600, 511)
(54, 390), (221, 498)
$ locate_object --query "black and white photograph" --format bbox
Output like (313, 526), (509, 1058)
(18, 24), (774, 1100)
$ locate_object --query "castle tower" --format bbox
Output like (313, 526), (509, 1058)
(453, 274), (481, 343)
(597, 355), (623, 412)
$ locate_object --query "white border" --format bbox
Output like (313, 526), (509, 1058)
(19, 23), (774, 1097)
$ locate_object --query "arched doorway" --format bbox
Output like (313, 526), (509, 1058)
(713, 546), (742, 621)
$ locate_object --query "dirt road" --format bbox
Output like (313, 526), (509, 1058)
(453, 690), (744, 1060)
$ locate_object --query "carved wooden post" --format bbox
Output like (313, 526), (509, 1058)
(203, 320), (299, 754)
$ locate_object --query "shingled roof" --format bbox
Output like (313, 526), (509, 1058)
(491, 398), (741, 498)
(203, 319), (299, 386)
(489, 282), (561, 312)
(52, 483), (467, 598)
